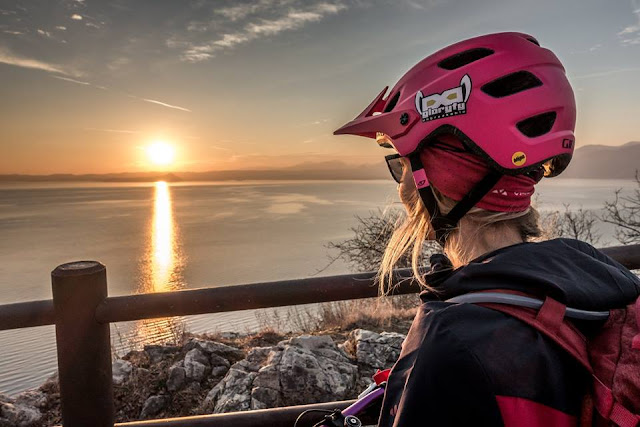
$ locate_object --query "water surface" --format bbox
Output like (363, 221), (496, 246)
(0, 178), (635, 394)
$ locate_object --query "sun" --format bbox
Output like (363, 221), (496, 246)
(146, 142), (175, 167)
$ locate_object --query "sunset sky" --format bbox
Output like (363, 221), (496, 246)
(1, 0), (639, 174)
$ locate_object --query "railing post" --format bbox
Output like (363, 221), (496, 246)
(52, 261), (114, 426)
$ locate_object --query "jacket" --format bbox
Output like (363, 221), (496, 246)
(377, 238), (640, 427)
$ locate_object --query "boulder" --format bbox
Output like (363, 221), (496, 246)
(209, 353), (231, 370)
(202, 366), (257, 413)
(344, 329), (405, 370)
(184, 348), (210, 381)
(0, 394), (42, 427)
(14, 390), (47, 409)
(184, 338), (244, 362)
(112, 359), (133, 385)
(139, 394), (169, 419)
(202, 335), (358, 414)
(167, 364), (187, 392)
(277, 337), (357, 406)
(144, 345), (180, 364)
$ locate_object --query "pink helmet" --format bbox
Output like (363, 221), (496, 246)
(334, 32), (576, 243)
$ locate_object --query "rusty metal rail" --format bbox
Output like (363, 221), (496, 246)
(114, 400), (366, 427)
(2, 244), (639, 332)
(0, 243), (638, 426)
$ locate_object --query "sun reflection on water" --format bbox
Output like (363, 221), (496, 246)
(121, 181), (186, 351)
(151, 181), (175, 291)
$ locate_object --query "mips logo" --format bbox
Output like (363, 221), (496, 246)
(415, 74), (471, 122)
(512, 151), (527, 166)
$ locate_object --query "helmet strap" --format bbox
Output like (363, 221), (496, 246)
(408, 152), (502, 247)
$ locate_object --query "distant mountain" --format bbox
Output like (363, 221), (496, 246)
(3, 141), (634, 183)
(560, 141), (639, 179)
(0, 162), (389, 182)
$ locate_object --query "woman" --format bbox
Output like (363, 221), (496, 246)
(334, 32), (640, 426)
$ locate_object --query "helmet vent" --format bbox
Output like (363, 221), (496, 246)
(526, 37), (540, 46)
(383, 91), (400, 113)
(437, 48), (494, 70)
(516, 112), (557, 137)
(481, 71), (543, 98)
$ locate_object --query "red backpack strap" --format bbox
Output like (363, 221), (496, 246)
(633, 298), (640, 351)
(593, 378), (640, 427)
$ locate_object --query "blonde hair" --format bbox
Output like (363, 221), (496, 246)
(377, 186), (542, 295)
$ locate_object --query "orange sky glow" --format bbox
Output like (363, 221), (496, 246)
(0, 0), (638, 175)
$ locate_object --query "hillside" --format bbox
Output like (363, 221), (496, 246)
(1, 142), (637, 182)
(561, 141), (640, 179)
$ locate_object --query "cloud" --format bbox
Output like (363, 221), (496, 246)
(573, 67), (640, 79)
(84, 127), (141, 134)
(405, 0), (443, 9)
(53, 76), (91, 85)
(215, 3), (272, 22)
(0, 47), (77, 76)
(130, 96), (192, 112)
(71, 14), (83, 20)
(176, 2), (347, 62)
(52, 75), (191, 112)
(37, 29), (54, 38)
(52, 75), (108, 90)
(210, 145), (234, 152)
(618, 0), (640, 45)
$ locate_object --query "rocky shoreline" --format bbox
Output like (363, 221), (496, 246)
(0, 328), (407, 426)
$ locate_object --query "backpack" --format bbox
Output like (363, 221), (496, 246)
(449, 290), (640, 427)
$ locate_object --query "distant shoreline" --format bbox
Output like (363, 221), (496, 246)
(2, 140), (638, 182)
(0, 176), (637, 184)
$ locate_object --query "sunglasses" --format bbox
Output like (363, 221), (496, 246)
(383, 138), (469, 184)
(385, 154), (404, 183)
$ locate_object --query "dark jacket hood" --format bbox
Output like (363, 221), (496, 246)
(423, 238), (640, 311)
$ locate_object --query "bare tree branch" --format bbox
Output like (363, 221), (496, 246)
(321, 208), (439, 274)
(601, 171), (640, 244)
(540, 204), (601, 245)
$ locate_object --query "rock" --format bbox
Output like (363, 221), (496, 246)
(0, 394), (42, 427)
(245, 347), (272, 371)
(185, 338), (244, 362)
(202, 334), (358, 414)
(167, 364), (187, 392)
(210, 366), (229, 378)
(209, 353), (231, 369)
(140, 394), (169, 419)
(112, 359), (133, 385)
(346, 329), (405, 370)
(251, 386), (279, 410)
(218, 332), (239, 340)
(14, 390), (47, 409)
(202, 366), (257, 413)
(277, 336), (357, 406)
(184, 348), (210, 381)
(144, 345), (180, 364)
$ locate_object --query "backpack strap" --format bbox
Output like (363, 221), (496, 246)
(447, 290), (594, 372)
(633, 298), (640, 351)
(593, 378), (640, 427)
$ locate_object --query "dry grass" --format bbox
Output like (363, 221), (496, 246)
(255, 294), (419, 338)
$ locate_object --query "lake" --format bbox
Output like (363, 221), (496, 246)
(0, 178), (635, 395)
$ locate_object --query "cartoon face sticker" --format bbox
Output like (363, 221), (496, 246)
(415, 74), (471, 122)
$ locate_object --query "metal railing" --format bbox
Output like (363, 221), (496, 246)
(0, 244), (638, 426)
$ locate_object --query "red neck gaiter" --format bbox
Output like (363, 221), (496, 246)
(418, 136), (541, 212)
